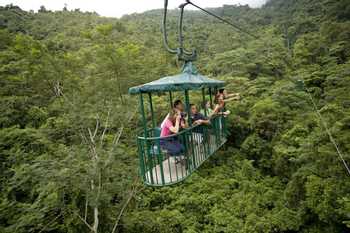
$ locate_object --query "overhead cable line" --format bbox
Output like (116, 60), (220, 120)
(302, 82), (350, 176)
(162, 0), (258, 61)
(254, 42), (349, 176)
(185, 0), (259, 39)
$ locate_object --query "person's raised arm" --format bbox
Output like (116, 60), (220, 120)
(224, 93), (240, 102)
(225, 93), (237, 98)
(198, 119), (210, 125)
(169, 115), (181, 134)
(224, 97), (240, 102)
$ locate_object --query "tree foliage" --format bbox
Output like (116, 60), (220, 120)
(0, 0), (349, 232)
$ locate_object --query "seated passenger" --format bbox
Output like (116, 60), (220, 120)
(190, 104), (210, 144)
(191, 104), (210, 126)
(161, 99), (187, 129)
(160, 109), (185, 157)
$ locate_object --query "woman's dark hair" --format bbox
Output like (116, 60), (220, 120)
(173, 99), (182, 108)
(214, 93), (224, 104)
(218, 89), (225, 94)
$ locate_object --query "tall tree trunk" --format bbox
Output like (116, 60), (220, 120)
(91, 180), (99, 233)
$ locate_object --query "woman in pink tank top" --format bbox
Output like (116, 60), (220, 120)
(160, 110), (185, 156)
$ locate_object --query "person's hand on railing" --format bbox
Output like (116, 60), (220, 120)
(223, 110), (231, 117)
(194, 119), (210, 125)
(193, 119), (203, 125)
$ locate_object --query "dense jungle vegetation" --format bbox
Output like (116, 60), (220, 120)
(0, 0), (350, 232)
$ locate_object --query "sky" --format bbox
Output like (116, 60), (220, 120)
(0, 0), (267, 17)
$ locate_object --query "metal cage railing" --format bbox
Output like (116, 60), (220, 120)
(137, 115), (227, 186)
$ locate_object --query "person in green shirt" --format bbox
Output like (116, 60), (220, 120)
(200, 100), (215, 118)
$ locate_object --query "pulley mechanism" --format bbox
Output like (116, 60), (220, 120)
(162, 0), (258, 62)
(162, 0), (197, 62)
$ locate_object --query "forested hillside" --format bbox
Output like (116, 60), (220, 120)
(0, 0), (350, 232)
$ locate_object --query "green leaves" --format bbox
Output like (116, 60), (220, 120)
(0, 1), (350, 232)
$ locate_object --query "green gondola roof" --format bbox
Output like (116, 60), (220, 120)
(128, 62), (225, 94)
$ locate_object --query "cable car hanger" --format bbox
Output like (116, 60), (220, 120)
(162, 0), (258, 62)
(162, 0), (197, 61)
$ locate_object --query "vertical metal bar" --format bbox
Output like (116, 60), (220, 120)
(178, 5), (184, 54)
(166, 152), (173, 183)
(179, 156), (185, 180)
(185, 90), (191, 126)
(139, 93), (148, 137)
(211, 127), (214, 154)
(156, 138), (165, 185)
(222, 114), (226, 139)
(185, 90), (196, 168)
(193, 132), (197, 165)
(201, 133), (205, 162)
(197, 133), (202, 164)
(174, 153), (180, 181)
(214, 116), (220, 147)
(149, 93), (165, 184)
(209, 88), (213, 108)
(169, 91), (173, 109)
(140, 141), (148, 183)
(201, 88), (210, 158)
(137, 138), (146, 182)
(202, 88), (207, 117)
(208, 132), (212, 156)
(224, 114), (228, 139)
(205, 126), (209, 158)
(183, 90), (191, 172)
(197, 134), (202, 164)
(151, 142), (159, 184)
(182, 133), (189, 176)
(190, 129), (197, 169)
(208, 131), (211, 156)
(168, 91), (175, 182)
(180, 133), (187, 177)
(209, 87), (215, 153)
(139, 94), (154, 184)
(146, 143), (154, 184)
(148, 93), (156, 129)
(195, 133), (201, 164)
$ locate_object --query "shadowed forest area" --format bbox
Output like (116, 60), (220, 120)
(0, 0), (350, 232)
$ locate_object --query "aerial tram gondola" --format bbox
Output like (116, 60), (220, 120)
(129, 0), (240, 186)
(129, 62), (227, 186)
